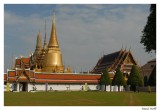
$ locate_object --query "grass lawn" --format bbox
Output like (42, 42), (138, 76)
(4, 91), (156, 106)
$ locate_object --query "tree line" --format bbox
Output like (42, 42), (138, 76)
(100, 65), (156, 91)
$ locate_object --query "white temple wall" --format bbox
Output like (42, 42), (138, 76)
(28, 83), (35, 91)
(6, 83), (125, 92)
(27, 83), (99, 92)
(33, 83), (45, 91)
(88, 84), (99, 90)
(106, 85), (111, 92)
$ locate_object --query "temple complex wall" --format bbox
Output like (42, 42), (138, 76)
(5, 82), (100, 92)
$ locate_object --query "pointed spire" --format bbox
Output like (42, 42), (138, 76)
(11, 54), (15, 69)
(48, 14), (59, 48)
(121, 44), (123, 51)
(36, 30), (42, 49)
(43, 20), (47, 50)
(124, 46), (127, 51)
(43, 14), (64, 72)
(44, 20), (46, 44)
(129, 46), (131, 52)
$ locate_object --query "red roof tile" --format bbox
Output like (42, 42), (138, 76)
(35, 74), (101, 80)
(16, 59), (21, 65)
(4, 74), (7, 82)
(8, 77), (17, 82)
(35, 79), (99, 84)
(22, 58), (30, 64)
(8, 71), (16, 77)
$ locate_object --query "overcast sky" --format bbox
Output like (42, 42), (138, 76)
(4, 4), (156, 72)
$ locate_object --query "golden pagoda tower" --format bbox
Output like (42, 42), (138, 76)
(42, 15), (64, 72)
(35, 31), (42, 55)
(32, 31), (42, 68)
(39, 21), (48, 68)
(43, 20), (48, 51)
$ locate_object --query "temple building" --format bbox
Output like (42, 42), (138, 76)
(4, 15), (101, 92)
(4, 15), (139, 92)
(141, 58), (156, 86)
(31, 16), (64, 72)
(91, 49), (138, 75)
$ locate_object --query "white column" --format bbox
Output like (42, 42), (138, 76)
(17, 83), (19, 92)
(106, 85), (110, 92)
(111, 86), (114, 92)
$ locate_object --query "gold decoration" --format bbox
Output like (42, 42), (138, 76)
(42, 15), (64, 72)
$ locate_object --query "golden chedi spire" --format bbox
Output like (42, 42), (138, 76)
(35, 31), (42, 53)
(32, 31), (42, 69)
(33, 31), (42, 58)
(43, 20), (47, 50)
(48, 14), (59, 48)
(38, 21), (48, 69)
(42, 15), (64, 72)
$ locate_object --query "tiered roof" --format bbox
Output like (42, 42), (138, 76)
(92, 49), (137, 73)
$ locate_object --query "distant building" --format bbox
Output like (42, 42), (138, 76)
(92, 49), (138, 75)
(141, 58), (156, 86)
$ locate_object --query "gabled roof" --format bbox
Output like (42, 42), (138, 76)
(101, 51), (121, 64)
(92, 49), (137, 73)
(148, 58), (156, 63)
(21, 58), (30, 64)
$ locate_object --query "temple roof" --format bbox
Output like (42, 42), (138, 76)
(148, 58), (156, 63)
(92, 49), (137, 73)
(101, 51), (121, 64)
(6, 70), (101, 84)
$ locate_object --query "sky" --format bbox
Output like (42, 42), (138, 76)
(4, 4), (156, 73)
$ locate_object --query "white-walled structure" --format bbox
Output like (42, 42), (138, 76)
(6, 82), (100, 92)
(4, 69), (101, 92)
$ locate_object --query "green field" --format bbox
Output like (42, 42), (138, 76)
(4, 91), (156, 106)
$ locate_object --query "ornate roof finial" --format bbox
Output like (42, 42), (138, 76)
(121, 44), (123, 51)
(124, 46), (127, 51)
(129, 46), (131, 52)
(11, 54), (15, 69)
(102, 50), (104, 56)
(53, 12), (56, 24)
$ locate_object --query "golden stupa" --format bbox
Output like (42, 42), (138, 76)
(42, 15), (64, 72)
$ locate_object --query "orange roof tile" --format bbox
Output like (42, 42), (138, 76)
(35, 79), (99, 84)
(8, 77), (17, 82)
(35, 74), (101, 80)
(8, 71), (16, 77)
(22, 58), (30, 64)
(16, 59), (21, 65)
(4, 74), (7, 82)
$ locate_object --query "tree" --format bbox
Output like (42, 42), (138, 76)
(100, 68), (111, 91)
(148, 66), (156, 86)
(140, 4), (156, 53)
(127, 65), (143, 91)
(112, 68), (126, 91)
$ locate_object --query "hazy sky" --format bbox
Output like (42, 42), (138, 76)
(4, 4), (156, 72)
